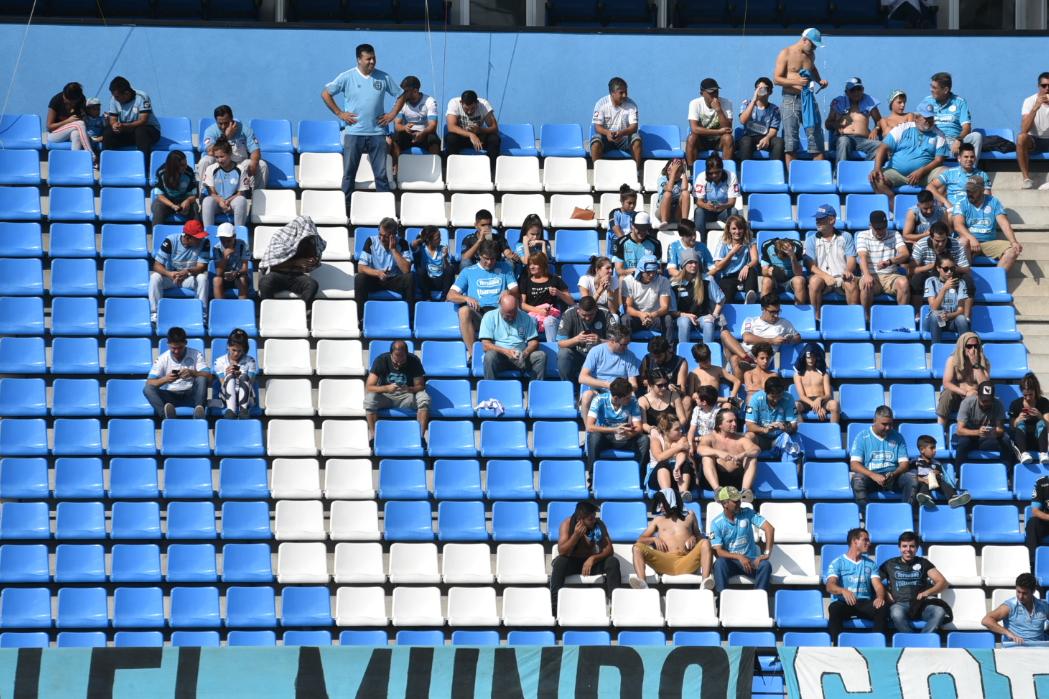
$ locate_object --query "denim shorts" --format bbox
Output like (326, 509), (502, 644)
(780, 92), (825, 155)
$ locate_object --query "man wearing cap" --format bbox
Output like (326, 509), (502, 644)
(825, 77), (883, 163)
(632, 488), (715, 590)
(955, 381), (1017, 466)
(826, 527), (889, 641)
(612, 212), (660, 277)
(148, 220), (211, 324)
(1017, 72), (1049, 190)
(952, 177), (1022, 272)
(355, 216), (416, 329)
(870, 103), (949, 197)
(773, 28), (829, 165)
(849, 405), (917, 508)
(592, 77), (642, 169)
(709, 484), (774, 593)
(856, 210), (911, 319)
(686, 78), (734, 167)
(585, 377), (649, 472)
(697, 408), (760, 502)
(877, 89), (913, 138)
(212, 222), (250, 301)
(928, 142), (991, 208)
(737, 77), (784, 162)
(920, 72), (982, 162)
(621, 255), (673, 340)
(804, 204), (858, 320)
(479, 293), (546, 381)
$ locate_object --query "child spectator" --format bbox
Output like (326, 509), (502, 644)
(743, 342), (777, 396)
(692, 154), (740, 239)
(83, 98), (105, 152)
(213, 328), (258, 418)
(667, 220), (713, 275)
(608, 184), (639, 242)
(411, 225), (454, 301)
(202, 139), (249, 228)
(514, 214), (552, 273)
(656, 159), (691, 226)
(793, 342), (840, 423)
(212, 223), (250, 301)
(913, 434), (970, 508)
(687, 385), (721, 445)
(685, 343), (741, 412)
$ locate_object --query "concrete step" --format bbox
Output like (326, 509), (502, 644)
(1018, 321), (1049, 337)
(1029, 354), (1049, 374)
(996, 189), (1049, 207)
(1010, 296), (1049, 320)
(1006, 275), (1049, 295)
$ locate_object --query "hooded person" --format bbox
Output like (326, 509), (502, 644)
(258, 215), (327, 306)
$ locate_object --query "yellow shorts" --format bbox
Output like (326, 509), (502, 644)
(979, 240), (1012, 260)
(872, 273), (905, 296)
(636, 543), (707, 576)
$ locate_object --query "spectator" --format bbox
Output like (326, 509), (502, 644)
(709, 485), (773, 592)
(143, 326), (208, 419)
(902, 190), (950, 246)
(410, 225), (454, 301)
(742, 342), (777, 396)
(198, 105), (268, 191)
(322, 43), (405, 197)
(1026, 476), (1049, 568)
(390, 75), (440, 174)
(913, 434), (970, 508)
(921, 72), (982, 161)
(82, 99), (104, 152)
(258, 215), (324, 306)
(632, 489), (712, 590)
(607, 185), (639, 242)
(666, 220), (713, 276)
(364, 338), (431, 445)
(556, 296), (616, 383)
(514, 214), (552, 271)
(870, 103), (949, 198)
(709, 215), (758, 306)
(1017, 72), (1049, 190)
(459, 209), (513, 270)
(212, 223), (250, 301)
(955, 381), (1017, 466)
(447, 239), (518, 359)
(656, 159), (691, 225)
(686, 77), (734, 165)
(849, 405), (918, 508)
(760, 236), (810, 303)
(592, 77), (641, 168)
(551, 501), (622, 615)
(826, 528), (889, 641)
(880, 531), (951, 635)
(445, 90), (500, 166)
(578, 325), (640, 417)
(856, 210), (910, 319)
(213, 328), (257, 419)
(877, 89), (913, 137)
(910, 222), (970, 310)
(639, 368), (687, 425)
(151, 150), (199, 225)
(479, 293), (546, 381)
(692, 154), (740, 237)
(794, 342), (840, 423)
(1011, 373), (1049, 465)
(578, 256), (621, 318)
(685, 343), (742, 412)
(745, 376), (799, 456)
(671, 249), (725, 345)
(518, 252), (571, 343)
(585, 377), (649, 472)
(45, 82), (93, 163)
(646, 415), (695, 502)
(928, 142), (990, 208)
(102, 76), (160, 152)
(355, 217), (415, 329)
(937, 332), (991, 426)
(825, 77), (883, 163)
(698, 409), (759, 501)
(773, 28), (828, 166)
(621, 255), (673, 339)
(953, 177), (1023, 272)
(148, 220), (210, 325)
(736, 76), (784, 162)
(722, 293), (800, 379)
(922, 253), (972, 343)
(981, 573), (1049, 645)
(805, 204), (859, 320)
(687, 385), (721, 446)
(613, 212), (660, 277)
(639, 336), (687, 394)
(201, 140), (249, 228)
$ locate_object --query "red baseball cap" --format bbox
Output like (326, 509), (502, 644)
(182, 220), (207, 239)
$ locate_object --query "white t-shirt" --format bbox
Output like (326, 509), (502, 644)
(621, 275), (671, 313)
(148, 348), (208, 392)
(688, 97), (734, 129)
(1022, 93), (1049, 138)
(690, 405), (717, 437)
(578, 273), (620, 309)
(399, 93), (438, 132)
(592, 95), (639, 131)
(811, 234), (848, 278)
(446, 96), (494, 130)
(741, 315), (797, 352)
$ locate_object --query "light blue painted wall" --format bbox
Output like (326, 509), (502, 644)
(0, 23), (1044, 134)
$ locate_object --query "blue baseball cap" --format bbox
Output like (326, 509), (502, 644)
(802, 28), (823, 47)
(845, 77), (863, 92)
(635, 255), (660, 278)
(915, 102), (936, 119)
(814, 204), (837, 221)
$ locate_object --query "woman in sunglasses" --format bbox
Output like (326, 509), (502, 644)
(639, 370), (688, 436)
(921, 253), (972, 343)
(937, 331), (990, 426)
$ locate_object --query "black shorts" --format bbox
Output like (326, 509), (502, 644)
(393, 131), (441, 152)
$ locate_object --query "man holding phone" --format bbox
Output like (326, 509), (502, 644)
(955, 382), (1017, 466)
(736, 77), (784, 162)
(143, 326), (210, 419)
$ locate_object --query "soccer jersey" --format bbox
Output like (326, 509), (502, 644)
(667, 240), (713, 271)
(612, 236), (661, 271)
(450, 263), (517, 308)
(738, 99), (781, 137)
(850, 427), (908, 475)
(213, 239), (250, 273)
(923, 276), (969, 313)
(746, 391), (797, 433)
(908, 203), (949, 235)
(919, 94), (972, 140)
(855, 228), (905, 275)
(397, 93), (438, 132)
(478, 309), (538, 351)
(884, 122), (950, 175)
(936, 166), (990, 203)
(588, 392), (641, 428)
(1002, 597), (1049, 642)
(827, 553), (880, 602)
(709, 508), (765, 559)
(582, 343), (640, 383)
(593, 95), (639, 131)
(155, 233), (210, 272)
(359, 235), (410, 274)
(693, 171), (739, 205)
(608, 207), (636, 236)
(106, 89), (159, 129)
(953, 195), (1006, 243)
(213, 353), (258, 381)
(879, 556), (936, 605)
(203, 163), (248, 199)
(417, 244), (449, 279)
(148, 347), (208, 392)
(711, 239), (753, 277)
(324, 67), (399, 136)
(201, 122), (260, 162)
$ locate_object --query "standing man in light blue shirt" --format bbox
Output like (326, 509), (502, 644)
(322, 43), (407, 199)
(479, 294), (546, 381)
(103, 76), (160, 152)
(849, 405), (917, 508)
(921, 72), (982, 161)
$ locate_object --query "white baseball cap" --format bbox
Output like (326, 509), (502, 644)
(216, 223), (236, 238)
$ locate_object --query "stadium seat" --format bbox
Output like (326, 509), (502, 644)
(819, 305), (868, 341)
(600, 501), (647, 542)
(274, 500), (326, 541)
(0, 223), (42, 258)
(167, 544), (218, 582)
(756, 502), (809, 544)
(218, 458), (269, 499)
(959, 462), (1011, 501)
(265, 379), (315, 416)
(383, 501), (434, 542)
(251, 190), (297, 224)
(50, 222), (96, 258)
(438, 500), (488, 542)
(378, 459), (428, 500)
(981, 344), (1028, 379)
(719, 589), (774, 628)
(413, 301), (460, 340)
(796, 423), (847, 460)
(0, 378), (46, 417)
(363, 300), (410, 339)
(539, 124), (585, 158)
(0, 588), (52, 628)
(51, 378), (101, 418)
(50, 258), (98, 296)
(102, 259), (149, 297)
(0, 114), (42, 150)
(0, 337), (45, 375)
(970, 267), (1011, 303)
(971, 306), (1021, 342)
(812, 502), (859, 544)
(746, 194), (796, 230)
(433, 459), (483, 500)
(492, 501), (542, 542)
(486, 459), (536, 500)
(170, 587), (221, 628)
(374, 420), (424, 457)
(973, 505), (1023, 543)
(0, 297), (44, 336)
(315, 339), (365, 375)
(789, 160), (835, 194)
(208, 299), (257, 337)
(496, 154), (543, 193)
(333, 542), (384, 584)
(103, 298), (152, 337)
(111, 501), (161, 539)
(447, 154), (494, 192)
(527, 381), (577, 419)
(844, 194), (891, 230)
(0, 544), (49, 583)
(388, 543), (440, 584)
(226, 587), (277, 628)
(593, 460), (643, 500)
(100, 150), (146, 187)
(249, 119), (293, 153)
(297, 153), (343, 189)
(113, 587), (165, 628)
(443, 543), (495, 584)
(420, 379), (469, 419)
(865, 503), (914, 544)
(222, 542), (274, 580)
(0, 259), (42, 296)
(837, 384), (881, 422)
(298, 120), (342, 153)
(981, 546), (1030, 586)
(213, 419), (264, 457)
(51, 297), (99, 337)
(741, 160), (787, 193)
(1037, 548), (1049, 587)
(947, 632), (996, 649)
(836, 160), (876, 194)
(0, 458), (49, 499)
(163, 458), (214, 499)
(108, 457), (159, 498)
(839, 632), (885, 648)
(100, 187), (147, 222)
(52, 417), (103, 456)
(557, 588), (610, 627)
(0, 186), (41, 221)
(427, 420), (477, 458)
(160, 419), (210, 456)
(919, 506), (972, 544)
(266, 420), (317, 457)
(157, 298), (204, 337)
(480, 421), (529, 458)
(829, 342), (878, 379)
(533, 421), (583, 459)
(888, 383), (936, 420)
(880, 343), (929, 379)
(927, 545), (981, 586)
(300, 190), (349, 225)
(329, 500), (381, 542)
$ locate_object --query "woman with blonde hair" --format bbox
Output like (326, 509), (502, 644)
(709, 214), (759, 304)
(671, 250), (725, 345)
(937, 331), (991, 425)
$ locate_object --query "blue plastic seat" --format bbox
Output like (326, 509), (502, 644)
(0, 501), (50, 540)
(281, 586), (333, 627)
(100, 187), (147, 222)
(754, 461), (802, 500)
(838, 384), (882, 422)
(819, 305), (868, 341)
(970, 267), (1011, 303)
(161, 419), (210, 457)
(891, 193), (918, 230)
(50, 297), (98, 337)
(918, 506), (971, 543)
(54, 501), (104, 540)
(103, 379), (152, 417)
(113, 587), (165, 628)
(0, 222), (43, 258)
(101, 223), (148, 258)
(493, 123), (537, 157)
(813, 502), (859, 544)
(593, 460), (643, 500)
(889, 383), (936, 420)
(218, 458), (269, 499)
(880, 343), (929, 379)
(839, 632), (885, 648)
(427, 420), (477, 458)
(0, 633), (49, 647)
(451, 630), (499, 646)
(553, 229), (599, 264)
(0, 418), (47, 457)
(947, 631), (995, 649)
(111, 501), (161, 540)
(789, 160), (836, 194)
(427, 460), (482, 503)
(107, 421), (158, 459)
(601, 501), (647, 541)
(208, 299), (258, 337)
(0, 458), (49, 502)
(57, 632), (107, 647)
(421, 341), (470, 378)
(284, 630), (333, 646)
(363, 300), (411, 339)
(844, 194), (891, 230)
(897, 423), (947, 460)
(228, 630), (277, 646)
(170, 586), (221, 628)
(486, 459), (536, 500)
(153, 116), (194, 152)
(527, 381), (577, 419)
(103, 298), (152, 337)
(782, 632), (832, 647)
(0, 297), (44, 335)
(214, 419), (265, 457)
(492, 501), (542, 542)
(0, 186), (42, 221)
(221, 502), (272, 540)
(0, 114), (42, 149)
(507, 630), (556, 646)
(741, 160), (788, 193)
(562, 631), (611, 645)
(981, 344), (1028, 379)
(0, 545), (49, 583)
(779, 305), (819, 341)
(57, 587), (108, 629)
(52, 378), (101, 417)
(835, 160), (876, 194)
(264, 151), (297, 188)
(829, 342), (878, 379)
(617, 631), (666, 646)
(865, 503), (914, 544)
(438, 500), (488, 542)
(53, 417), (103, 456)
(475, 380), (526, 419)
(107, 457), (158, 499)
(227, 586), (277, 628)
(47, 150), (94, 186)
(338, 630), (388, 646)
(157, 298), (204, 337)
(250, 119), (294, 153)
(638, 124), (684, 159)
(869, 305), (916, 341)
(668, 630), (721, 646)
(113, 631), (163, 647)
(171, 631), (220, 646)
(0, 378), (46, 417)
(0, 259), (42, 296)
(384, 501), (434, 541)
(222, 542), (273, 581)
(0, 337), (45, 375)
(412, 301), (460, 340)
(0, 588), (52, 628)
(546, 501), (577, 540)
(971, 306), (1021, 342)
(167, 502), (217, 540)
(49, 186), (94, 221)
(110, 544), (162, 582)
(746, 193), (796, 230)
(297, 120), (342, 153)
(424, 379), (472, 419)
(533, 421), (583, 459)
(539, 124), (585, 157)
(727, 631), (776, 649)
(480, 421), (530, 458)
(378, 459), (428, 499)
(375, 420), (425, 457)
(100, 150), (147, 187)
(395, 629), (445, 645)
(793, 423), (846, 461)
(973, 505), (1023, 543)
(50, 223), (97, 258)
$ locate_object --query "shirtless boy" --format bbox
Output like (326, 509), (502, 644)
(793, 343), (840, 423)
(686, 342), (741, 411)
(631, 488), (714, 590)
(698, 408), (760, 501)
(877, 89), (913, 138)
(773, 28), (829, 165)
(743, 343), (777, 395)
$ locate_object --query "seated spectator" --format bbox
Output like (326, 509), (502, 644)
(197, 105), (268, 191)
(355, 217), (415, 329)
(687, 385), (721, 446)
(857, 210), (910, 320)
(1011, 373), (1049, 465)
(82, 98), (104, 152)
(671, 250), (724, 345)
(578, 255), (621, 316)
(1026, 476), (1049, 569)
(666, 220), (713, 276)
(745, 376), (799, 456)
(921, 72), (982, 161)
(952, 177), (1023, 272)
(876, 89), (913, 137)
(698, 409), (759, 501)
(148, 220), (210, 325)
(514, 214), (552, 271)
(760, 236), (810, 303)
(410, 225), (454, 301)
(621, 256), (673, 339)
(638, 370), (688, 432)
(913, 434), (970, 508)
(736, 77), (783, 162)
(632, 489), (712, 589)
(928, 142), (990, 208)
(213, 328), (257, 419)
(458, 209), (513, 271)
(446, 239), (518, 360)
(212, 223), (250, 301)
(849, 405), (917, 508)
(686, 78), (734, 166)
(556, 296), (617, 384)
(479, 293), (546, 381)
(870, 102), (948, 197)
(364, 338), (430, 445)
(585, 377), (649, 472)
(909, 221), (969, 304)
(591, 76), (643, 167)
(613, 212), (660, 277)
(390, 75), (440, 174)
(709, 485), (773, 592)
(922, 254), (971, 343)
(656, 159), (691, 225)
(794, 342), (840, 423)
(955, 381), (1017, 466)
(578, 326), (640, 417)
(685, 343), (741, 412)
(201, 140), (250, 228)
(102, 76), (160, 152)
(45, 82), (94, 163)
(151, 150), (199, 225)
(551, 501), (622, 615)
(937, 332), (991, 426)
(742, 342), (777, 396)
(901, 190), (949, 246)
(692, 154), (740, 237)
(258, 215), (324, 307)
(722, 293), (800, 378)
(519, 252), (571, 342)
(639, 336), (687, 394)
(981, 573), (1049, 645)
(607, 185), (639, 242)
(826, 528), (889, 641)
(1017, 72), (1049, 190)
(143, 326), (208, 419)
(445, 90), (500, 166)
(709, 215), (758, 305)
(825, 77), (882, 163)
(805, 204), (859, 320)
(647, 415), (695, 502)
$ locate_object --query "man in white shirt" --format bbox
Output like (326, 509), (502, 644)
(686, 78), (734, 167)
(391, 75), (440, 175)
(1018, 72), (1049, 190)
(856, 210), (911, 319)
(446, 90), (500, 166)
(591, 77), (642, 169)
(142, 326), (210, 419)
(620, 255), (672, 339)
(720, 293), (800, 377)
(804, 204), (859, 320)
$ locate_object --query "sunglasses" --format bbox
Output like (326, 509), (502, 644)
(965, 343), (980, 349)
(939, 266), (956, 273)
(654, 383), (669, 389)
(1040, 83), (1049, 89)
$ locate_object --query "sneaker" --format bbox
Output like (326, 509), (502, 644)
(701, 575), (716, 591)
(1022, 177), (1035, 189)
(193, 405), (205, 420)
(916, 492), (935, 507)
(1020, 451), (1035, 465)
(150, 312), (157, 325)
(1041, 452), (1049, 465)
(744, 290), (758, 305)
(1039, 181), (1049, 191)
(681, 490), (693, 503)
(629, 577), (648, 590)
(740, 488), (754, 503)
(223, 409), (236, 419)
(163, 403), (176, 419)
(948, 492), (972, 508)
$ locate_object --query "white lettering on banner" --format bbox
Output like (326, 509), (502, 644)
(793, 648), (872, 698)
(992, 648), (1049, 699)
(897, 648), (984, 699)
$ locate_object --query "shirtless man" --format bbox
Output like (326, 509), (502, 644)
(632, 488), (714, 590)
(877, 90), (913, 138)
(773, 28), (829, 166)
(686, 342), (741, 411)
(793, 344), (840, 423)
(826, 77), (882, 163)
(698, 408), (759, 502)
(743, 343), (777, 396)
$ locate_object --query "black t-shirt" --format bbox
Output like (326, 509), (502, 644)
(460, 231), (508, 261)
(671, 278), (716, 316)
(557, 307), (614, 355)
(879, 556), (936, 605)
(1009, 396), (1049, 430)
(48, 92), (83, 122)
(369, 352), (424, 388)
(518, 273), (568, 309)
(640, 353), (685, 387)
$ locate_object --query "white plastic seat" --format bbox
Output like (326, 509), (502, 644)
(611, 588), (663, 627)
(556, 588), (609, 627)
(320, 419), (371, 456)
(262, 339), (312, 375)
(719, 589), (774, 628)
(447, 587), (499, 626)
(270, 458), (322, 498)
(397, 154), (444, 191)
(495, 156), (542, 192)
(446, 154), (494, 192)
(352, 153), (394, 190)
(316, 339), (366, 375)
(548, 194), (597, 228)
(317, 227), (352, 260)
(333, 542), (385, 583)
(274, 500), (326, 540)
(664, 588), (719, 628)
(300, 190), (348, 225)
(311, 300), (360, 338)
(656, 231), (678, 263)
(942, 588), (988, 630)
(335, 586), (387, 626)
(495, 543), (547, 584)
(450, 193), (498, 227)
(981, 546), (1031, 587)
(704, 501), (755, 533)
(642, 159), (670, 192)
(266, 419), (318, 456)
(317, 379), (366, 417)
(298, 153), (344, 189)
(250, 189), (297, 224)
(927, 545), (982, 586)
(612, 543), (655, 586)
(277, 542), (329, 583)
(329, 500), (380, 541)
(391, 586), (444, 627)
(499, 194), (548, 228)
(598, 192), (623, 222)
(442, 543), (495, 584)
(502, 587), (555, 627)
(253, 226), (279, 259)
(349, 191), (396, 225)
(263, 379), (315, 416)
(260, 299), (308, 338)
(991, 588), (1039, 609)
(769, 544), (820, 585)
(389, 543), (441, 583)
(542, 157), (591, 193)
(593, 159), (640, 192)
(399, 192), (449, 226)
(758, 502), (810, 543)
(323, 459), (374, 499)
(312, 262), (356, 299)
